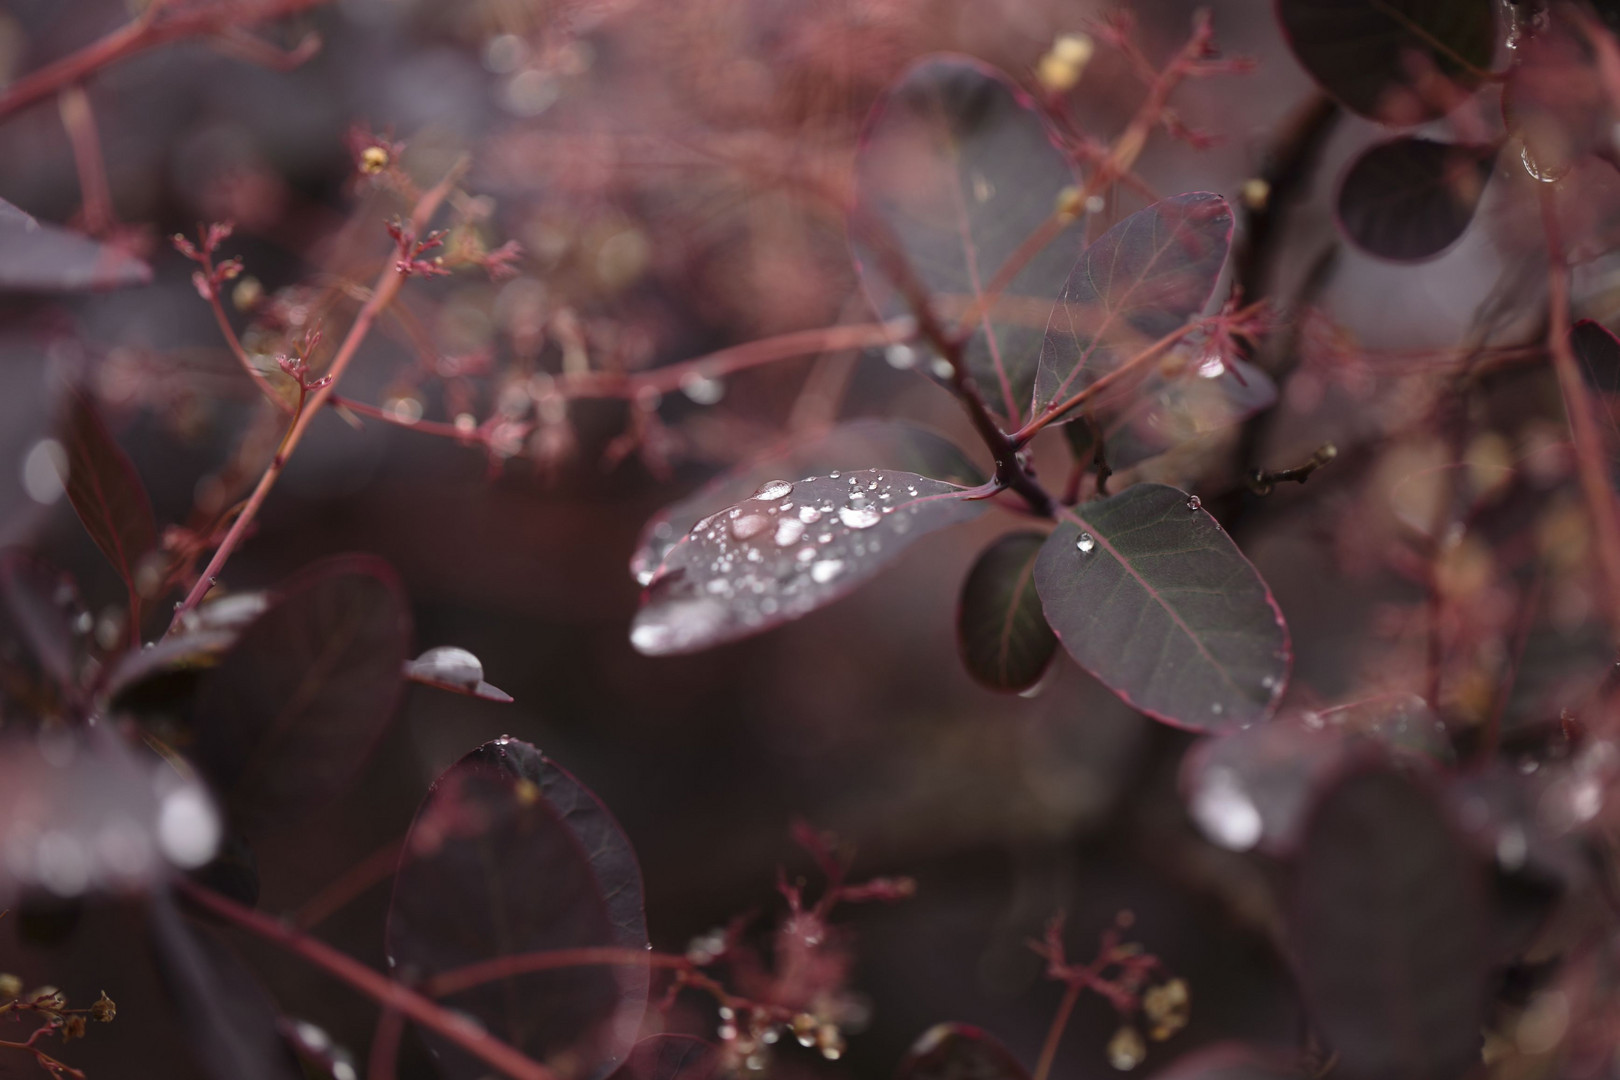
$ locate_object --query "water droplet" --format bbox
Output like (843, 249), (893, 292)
(679, 371), (725, 404)
(1190, 766), (1262, 851)
(21, 438), (67, 505)
(929, 357), (954, 380)
(828, 470), (841, 479)
(773, 518), (805, 546)
(811, 559), (844, 584)
(971, 172), (994, 203)
(1076, 532), (1096, 553)
(731, 513), (770, 540)
(1496, 825), (1528, 870)
(1211, 702), (1223, 716)
(407, 646), (484, 690)
(1196, 351), (1225, 378)
(839, 505), (881, 529)
(798, 506), (821, 524)
(1521, 144), (1567, 184)
(753, 479), (793, 501)
(156, 783), (222, 868)
(1107, 1025), (1146, 1071)
(1186, 495), (1202, 511)
(885, 343), (917, 369)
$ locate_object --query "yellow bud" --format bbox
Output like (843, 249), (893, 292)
(360, 145), (390, 175)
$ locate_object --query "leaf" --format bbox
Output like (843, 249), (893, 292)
(191, 556), (410, 833)
(0, 341), (61, 549)
(1033, 483), (1289, 730)
(957, 532), (1057, 692)
(608, 1037), (719, 1080)
(61, 385), (157, 591)
(386, 738), (648, 1080)
(150, 897), (303, 1080)
(1147, 1044), (1301, 1080)
(631, 419), (984, 585)
(1276, 0), (1497, 123)
(851, 55), (1083, 428)
(1572, 319), (1620, 396)
(632, 470), (985, 655)
(0, 197), (151, 291)
(1335, 137), (1495, 262)
(404, 645), (514, 702)
(0, 550), (83, 689)
(105, 591), (271, 699)
(1032, 194), (1233, 425)
(1503, 14), (1613, 179)
(896, 1023), (1029, 1080)
(1106, 355), (1278, 470)
(1291, 767), (1489, 1080)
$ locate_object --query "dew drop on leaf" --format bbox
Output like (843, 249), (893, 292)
(773, 518), (805, 547)
(810, 559), (845, 584)
(679, 371), (725, 404)
(838, 505), (881, 529)
(1076, 532), (1096, 553)
(1186, 495), (1202, 511)
(798, 506), (821, 524)
(1189, 765), (1262, 852)
(730, 513), (770, 540)
(752, 479), (793, 500)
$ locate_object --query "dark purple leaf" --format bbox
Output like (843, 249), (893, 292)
(404, 645), (513, 702)
(1277, 0), (1496, 123)
(1106, 355), (1278, 470)
(1033, 483), (1289, 730)
(608, 1036), (719, 1080)
(631, 420), (984, 585)
(191, 556), (410, 833)
(957, 531), (1057, 692)
(1032, 194), (1233, 425)
(0, 198), (151, 292)
(0, 550), (83, 689)
(1292, 767), (1489, 1080)
(896, 1023), (1029, 1080)
(851, 56), (1082, 428)
(104, 592), (270, 699)
(61, 385), (157, 591)
(386, 737), (648, 1080)
(632, 470), (985, 655)
(1147, 1043), (1300, 1080)
(0, 342), (60, 548)
(1573, 319), (1620, 396)
(1336, 138), (1495, 262)
(150, 897), (303, 1080)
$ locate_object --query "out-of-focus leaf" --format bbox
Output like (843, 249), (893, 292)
(1033, 483), (1289, 730)
(0, 342), (60, 548)
(1336, 137), (1495, 262)
(0, 550), (83, 689)
(1147, 1043), (1301, 1080)
(1277, 0), (1496, 123)
(104, 592), (270, 699)
(191, 556), (410, 833)
(957, 532), (1057, 692)
(1106, 355), (1277, 470)
(608, 1036), (719, 1080)
(1573, 319), (1620, 396)
(61, 386), (157, 591)
(851, 55), (1082, 428)
(0, 729), (221, 902)
(896, 1023), (1029, 1080)
(1032, 194), (1233, 425)
(0, 198), (151, 292)
(1292, 768), (1489, 1080)
(631, 420), (984, 585)
(404, 645), (513, 702)
(150, 897), (303, 1080)
(386, 738), (648, 1080)
(632, 470), (985, 655)
(1504, 15), (1613, 180)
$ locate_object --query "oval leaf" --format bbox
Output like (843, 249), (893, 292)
(1032, 193), (1233, 424)
(191, 556), (410, 833)
(631, 419), (983, 585)
(0, 198), (151, 292)
(1336, 137), (1495, 261)
(609, 1036), (719, 1080)
(957, 531), (1057, 692)
(852, 56), (1082, 428)
(61, 385), (157, 592)
(386, 738), (648, 1080)
(1277, 0), (1496, 123)
(1291, 767), (1489, 1080)
(632, 470), (984, 655)
(897, 1023), (1029, 1080)
(1033, 483), (1289, 730)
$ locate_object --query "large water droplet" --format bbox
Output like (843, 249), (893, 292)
(1186, 495), (1202, 511)
(1190, 766), (1262, 851)
(753, 479), (793, 501)
(730, 513), (770, 540)
(679, 371), (725, 404)
(798, 506), (821, 524)
(1076, 532), (1096, 553)
(156, 783), (222, 868)
(810, 559), (845, 584)
(773, 518), (805, 547)
(839, 505), (881, 529)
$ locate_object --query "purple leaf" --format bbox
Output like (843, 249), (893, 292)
(0, 198), (151, 292)
(0, 550), (83, 690)
(1291, 767), (1489, 1080)
(957, 531), (1057, 692)
(1033, 483), (1289, 730)
(631, 420), (984, 585)
(632, 470), (985, 655)
(1105, 355), (1277, 470)
(851, 56), (1082, 428)
(1336, 138), (1495, 262)
(1276, 0), (1496, 123)
(104, 592), (270, 699)
(0, 342), (61, 548)
(61, 385), (158, 592)
(404, 645), (513, 702)
(1572, 319), (1620, 397)
(1147, 1044), (1300, 1080)
(896, 1023), (1029, 1080)
(608, 1036), (719, 1080)
(386, 737), (648, 1080)
(1032, 194), (1233, 425)
(191, 556), (410, 833)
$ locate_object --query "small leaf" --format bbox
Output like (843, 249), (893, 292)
(1291, 767), (1489, 1080)
(0, 198), (151, 292)
(1032, 194), (1234, 425)
(852, 56), (1083, 428)
(897, 1023), (1029, 1080)
(609, 1036), (719, 1080)
(0, 550), (83, 689)
(1106, 355), (1277, 470)
(61, 386), (157, 591)
(631, 419), (983, 585)
(1276, 0), (1496, 123)
(191, 556), (410, 833)
(1033, 483), (1289, 730)
(404, 645), (513, 702)
(1572, 319), (1620, 396)
(386, 738), (648, 1080)
(1336, 137), (1495, 262)
(105, 592), (270, 699)
(632, 470), (985, 655)
(957, 532), (1057, 692)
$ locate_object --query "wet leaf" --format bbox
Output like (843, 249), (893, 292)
(1503, 15), (1613, 180)
(1292, 768), (1489, 1080)
(608, 1036), (719, 1080)
(0, 198), (152, 292)
(1336, 138), (1495, 261)
(1032, 194), (1233, 425)
(851, 56), (1082, 428)
(191, 556), (410, 833)
(404, 645), (513, 702)
(957, 532), (1057, 692)
(1106, 355), (1277, 470)
(631, 419), (983, 585)
(1276, 0), (1496, 122)
(1572, 319), (1620, 396)
(104, 592), (271, 699)
(61, 386), (157, 592)
(896, 1023), (1029, 1080)
(386, 738), (648, 1080)
(632, 470), (985, 655)
(0, 550), (83, 689)
(1033, 483), (1289, 730)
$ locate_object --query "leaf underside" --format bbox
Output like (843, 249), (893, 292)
(62, 386), (157, 590)
(0, 198), (152, 292)
(957, 531), (1057, 692)
(1336, 137), (1495, 262)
